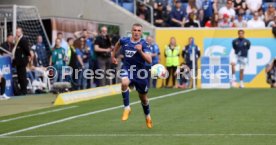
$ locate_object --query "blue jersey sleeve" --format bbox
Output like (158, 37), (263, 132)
(119, 37), (128, 46)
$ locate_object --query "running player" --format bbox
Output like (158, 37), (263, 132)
(111, 23), (153, 128)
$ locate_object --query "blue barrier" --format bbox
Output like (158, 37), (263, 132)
(0, 56), (14, 96)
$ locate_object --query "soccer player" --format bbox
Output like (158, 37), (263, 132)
(231, 30), (251, 88)
(111, 23), (153, 128)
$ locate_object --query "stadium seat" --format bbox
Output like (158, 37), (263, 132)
(122, 2), (134, 13)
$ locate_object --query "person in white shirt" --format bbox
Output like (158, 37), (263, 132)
(247, 12), (265, 28)
(246, 0), (262, 13)
(233, 13), (247, 27)
(219, 0), (236, 20)
(218, 14), (234, 28)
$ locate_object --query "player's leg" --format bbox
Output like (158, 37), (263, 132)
(239, 57), (247, 88)
(121, 77), (131, 121)
(239, 68), (244, 88)
(134, 79), (152, 128)
(139, 93), (152, 128)
(230, 52), (237, 87)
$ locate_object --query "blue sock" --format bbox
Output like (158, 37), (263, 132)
(141, 102), (150, 116)
(122, 89), (130, 108)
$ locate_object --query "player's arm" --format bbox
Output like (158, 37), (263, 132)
(111, 40), (121, 64)
(135, 44), (152, 64)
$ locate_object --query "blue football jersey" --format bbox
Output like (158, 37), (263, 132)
(120, 37), (151, 70)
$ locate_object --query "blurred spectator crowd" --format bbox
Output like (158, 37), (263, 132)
(113, 0), (276, 28)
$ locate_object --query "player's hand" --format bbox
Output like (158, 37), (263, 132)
(111, 56), (118, 64)
(135, 44), (142, 52)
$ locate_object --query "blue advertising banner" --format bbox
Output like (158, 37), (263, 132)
(0, 56), (14, 96)
(204, 38), (276, 87)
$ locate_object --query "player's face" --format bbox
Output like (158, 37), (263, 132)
(238, 31), (244, 38)
(132, 26), (142, 41)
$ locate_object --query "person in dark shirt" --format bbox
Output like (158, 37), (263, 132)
(231, 29), (251, 88)
(13, 27), (31, 95)
(66, 37), (78, 90)
(154, 2), (168, 27)
(169, 0), (186, 27)
(184, 12), (201, 27)
(94, 26), (112, 86)
(266, 58), (276, 88)
(0, 34), (14, 55)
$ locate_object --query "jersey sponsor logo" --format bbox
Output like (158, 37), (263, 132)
(125, 50), (137, 58)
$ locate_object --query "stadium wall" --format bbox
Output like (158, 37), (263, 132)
(155, 28), (276, 88)
(0, 0), (155, 36)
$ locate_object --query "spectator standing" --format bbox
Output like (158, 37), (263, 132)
(13, 27), (31, 95)
(51, 38), (66, 83)
(94, 26), (112, 86)
(74, 29), (96, 88)
(67, 37), (78, 90)
(182, 37), (200, 87)
(150, 37), (160, 88)
(247, 12), (265, 28)
(75, 38), (90, 90)
(169, 0), (186, 27)
(0, 34), (14, 55)
(31, 35), (50, 67)
(54, 32), (69, 55)
(165, 37), (180, 87)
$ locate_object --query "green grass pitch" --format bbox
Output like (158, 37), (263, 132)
(0, 88), (276, 145)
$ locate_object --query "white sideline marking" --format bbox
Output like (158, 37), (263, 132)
(0, 89), (195, 137)
(0, 106), (79, 123)
(1, 133), (276, 138)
